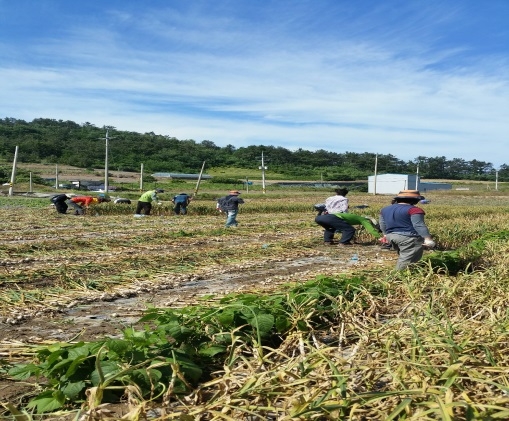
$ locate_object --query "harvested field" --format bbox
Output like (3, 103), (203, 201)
(1, 191), (509, 419)
(0, 196), (394, 341)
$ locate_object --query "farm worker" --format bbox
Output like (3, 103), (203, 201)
(324, 188), (349, 214)
(379, 190), (435, 270)
(218, 190), (244, 228)
(315, 212), (380, 246)
(68, 194), (110, 215)
(50, 193), (72, 214)
(172, 192), (191, 215)
(313, 188), (349, 219)
(135, 189), (164, 216)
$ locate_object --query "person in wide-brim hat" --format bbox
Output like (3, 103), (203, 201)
(379, 189), (435, 270)
(221, 190), (244, 227)
(393, 190), (425, 201)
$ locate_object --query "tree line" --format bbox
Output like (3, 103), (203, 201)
(0, 117), (507, 181)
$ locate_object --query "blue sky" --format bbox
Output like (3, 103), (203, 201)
(1, 0), (508, 166)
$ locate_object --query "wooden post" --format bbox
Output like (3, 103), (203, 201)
(8, 146), (19, 197)
(140, 163), (144, 191)
(193, 161), (206, 197)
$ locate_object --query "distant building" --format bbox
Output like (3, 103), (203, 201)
(368, 174), (452, 194)
(70, 180), (116, 192)
(152, 172), (212, 180)
(43, 178), (118, 191)
(86, 184), (117, 192)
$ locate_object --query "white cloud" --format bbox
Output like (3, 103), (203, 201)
(0, 0), (508, 166)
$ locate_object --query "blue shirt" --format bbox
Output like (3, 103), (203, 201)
(379, 204), (430, 238)
(173, 194), (189, 203)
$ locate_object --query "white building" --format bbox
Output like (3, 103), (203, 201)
(368, 174), (452, 195)
(152, 172), (212, 180)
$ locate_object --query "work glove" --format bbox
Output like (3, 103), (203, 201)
(423, 238), (436, 248)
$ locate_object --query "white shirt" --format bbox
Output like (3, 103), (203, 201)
(325, 195), (348, 213)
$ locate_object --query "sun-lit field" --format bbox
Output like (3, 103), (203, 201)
(1, 189), (509, 419)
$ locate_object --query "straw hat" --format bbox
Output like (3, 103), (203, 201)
(394, 190), (424, 200)
(229, 190), (241, 195)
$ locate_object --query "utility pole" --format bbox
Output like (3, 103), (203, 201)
(140, 163), (144, 191)
(415, 162), (420, 190)
(55, 164), (59, 190)
(99, 130), (115, 193)
(259, 151), (268, 194)
(373, 153), (378, 195)
(495, 170), (499, 191)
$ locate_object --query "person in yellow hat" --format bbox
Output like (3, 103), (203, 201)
(379, 190), (435, 270)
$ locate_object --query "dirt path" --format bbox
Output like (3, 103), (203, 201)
(0, 246), (394, 343)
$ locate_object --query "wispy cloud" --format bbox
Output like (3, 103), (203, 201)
(0, 0), (508, 166)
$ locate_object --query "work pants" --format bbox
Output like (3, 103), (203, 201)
(386, 233), (424, 270)
(135, 201), (152, 215)
(174, 202), (188, 215)
(54, 201), (68, 214)
(225, 209), (239, 227)
(315, 214), (355, 244)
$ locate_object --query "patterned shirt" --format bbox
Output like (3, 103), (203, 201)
(325, 194), (348, 213)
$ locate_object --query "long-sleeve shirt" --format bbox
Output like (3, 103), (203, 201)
(70, 196), (98, 207)
(138, 190), (159, 203)
(223, 195), (244, 210)
(325, 194), (348, 213)
(173, 194), (190, 204)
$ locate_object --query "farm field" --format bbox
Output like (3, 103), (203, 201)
(1, 189), (509, 419)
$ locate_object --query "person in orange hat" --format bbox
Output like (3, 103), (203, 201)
(217, 190), (244, 227)
(379, 190), (435, 270)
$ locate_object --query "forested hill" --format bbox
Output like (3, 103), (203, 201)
(0, 117), (505, 181)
